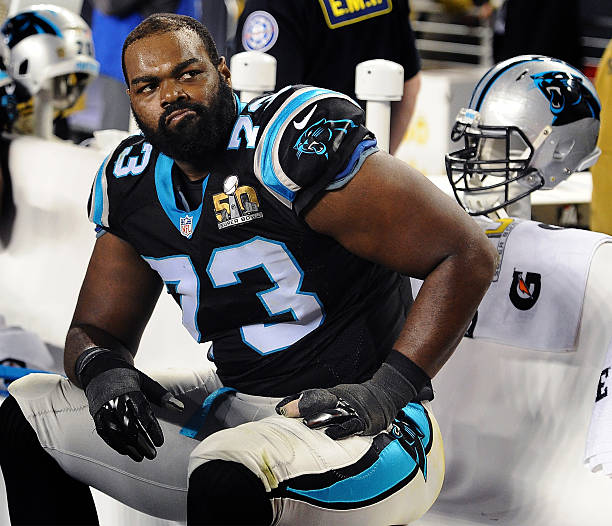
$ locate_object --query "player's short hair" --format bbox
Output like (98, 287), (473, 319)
(121, 13), (221, 86)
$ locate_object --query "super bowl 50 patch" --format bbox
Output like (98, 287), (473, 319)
(213, 176), (263, 230)
(318, 0), (392, 29)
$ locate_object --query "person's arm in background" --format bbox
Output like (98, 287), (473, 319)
(0, 138), (15, 247)
(389, 0), (422, 156)
(389, 72), (421, 156)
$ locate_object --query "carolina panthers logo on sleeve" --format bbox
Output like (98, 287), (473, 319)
(294, 118), (357, 159)
(531, 71), (601, 126)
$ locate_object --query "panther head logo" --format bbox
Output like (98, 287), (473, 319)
(294, 118), (357, 159)
(530, 71), (600, 126)
(3, 12), (62, 49)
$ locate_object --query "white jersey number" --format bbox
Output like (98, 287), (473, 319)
(207, 237), (324, 354)
(113, 143), (153, 178)
(145, 237), (325, 354)
(143, 255), (201, 341)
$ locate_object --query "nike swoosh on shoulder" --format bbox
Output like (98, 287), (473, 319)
(293, 104), (317, 130)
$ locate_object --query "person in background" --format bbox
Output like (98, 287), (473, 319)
(590, 39), (612, 235)
(474, 0), (581, 68)
(0, 53), (18, 243)
(234, 0), (421, 156)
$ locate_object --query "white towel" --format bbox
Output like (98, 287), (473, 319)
(412, 218), (611, 351)
(585, 337), (612, 476)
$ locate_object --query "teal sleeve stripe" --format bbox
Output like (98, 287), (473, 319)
(327, 139), (378, 190)
(260, 88), (334, 202)
(92, 154), (110, 226)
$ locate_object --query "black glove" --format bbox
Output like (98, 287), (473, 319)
(276, 350), (431, 440)
(75, 347), (183, 462)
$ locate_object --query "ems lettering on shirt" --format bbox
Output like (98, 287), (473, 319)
(319, 0), (392, 29)
(596, 367), (609, 402)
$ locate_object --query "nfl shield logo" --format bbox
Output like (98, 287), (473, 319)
(180, 215), (193, 238)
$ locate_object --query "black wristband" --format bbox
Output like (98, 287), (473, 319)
(384, 349), (431, 395)
(75, 346), (134, 389)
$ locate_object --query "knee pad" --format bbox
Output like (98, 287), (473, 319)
(7, 371), (64, 400)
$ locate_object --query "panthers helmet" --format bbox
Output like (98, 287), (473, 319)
(1, 4), (99, 110)
(445, 55), (601, 215)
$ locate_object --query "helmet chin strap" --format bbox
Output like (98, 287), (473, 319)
(531, 125), (552, 151)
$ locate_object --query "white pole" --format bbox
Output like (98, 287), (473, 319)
(32, 83), (55, 140)
(128, 110), (140, 135)
(230, 51), (276, 103)
(364, 100), (392, 153)
(355, 60), (404, 153)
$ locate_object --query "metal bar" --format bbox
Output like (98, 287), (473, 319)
(411, 20), (489, 37)
(581, 36), (611, 49)
(416, 39), (487, 55)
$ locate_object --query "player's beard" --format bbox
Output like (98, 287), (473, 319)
(133, 75), (236, 167)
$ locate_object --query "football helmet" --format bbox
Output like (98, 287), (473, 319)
(446, 55), (601, 215)
(1, 4), (99, 110)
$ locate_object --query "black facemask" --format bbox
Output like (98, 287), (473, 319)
(133, 72), (236, 167)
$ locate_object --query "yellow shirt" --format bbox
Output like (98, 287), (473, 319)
(590, 39), (612, 234)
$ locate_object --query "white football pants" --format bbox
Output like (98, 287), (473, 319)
(8, 367), (444, 525)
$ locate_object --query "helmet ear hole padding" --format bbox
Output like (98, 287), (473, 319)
(553, 139), (575, 161)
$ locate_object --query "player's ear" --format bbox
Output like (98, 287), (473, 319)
(218, 56), (231, 89)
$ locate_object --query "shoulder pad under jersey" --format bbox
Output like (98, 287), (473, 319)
(238, 85), (378, 214)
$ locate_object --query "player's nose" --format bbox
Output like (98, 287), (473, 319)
(160, 78), (188, 108)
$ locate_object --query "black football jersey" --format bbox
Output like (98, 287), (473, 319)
(88, 86), (412, 396)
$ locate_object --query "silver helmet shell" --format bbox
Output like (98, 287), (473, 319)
(1, 4), (100, 110)
(446, 55), (601, 215)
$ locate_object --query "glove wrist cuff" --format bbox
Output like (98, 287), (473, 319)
(75, 346), (133, 389)
(84, 368), (141, 417)
(384, 349), (431, 395)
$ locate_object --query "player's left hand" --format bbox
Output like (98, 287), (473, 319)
(276, 386), (372, 439)
(276, 350), (432, 440)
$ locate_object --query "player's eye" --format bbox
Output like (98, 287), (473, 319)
(180, 70), (203, 81)
(137, 83), (157, 94)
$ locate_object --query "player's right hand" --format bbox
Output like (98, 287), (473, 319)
(75, 347), (184, 462)
(94, 390), (163, 462)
